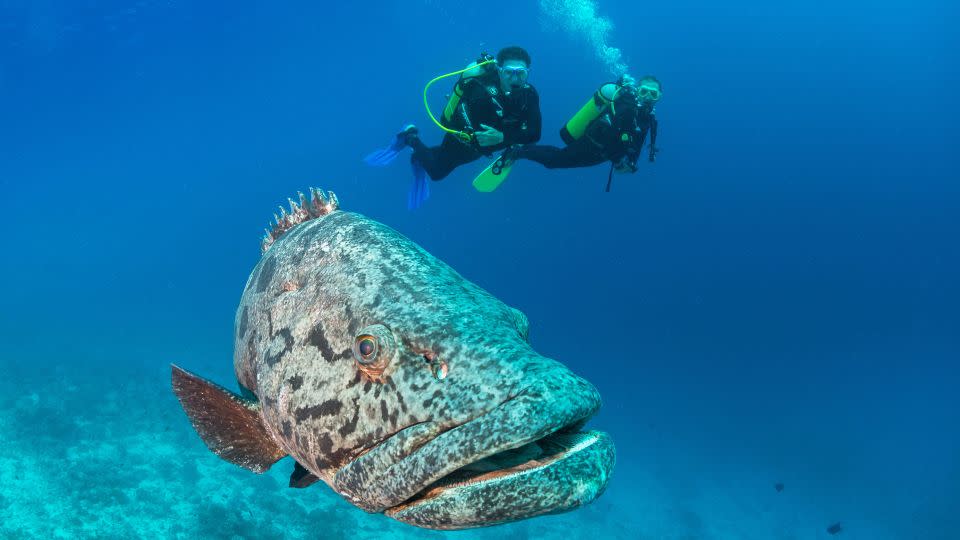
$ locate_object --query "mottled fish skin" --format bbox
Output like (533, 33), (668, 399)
(229, 191), (611, 526)
(385, 430), (616, 529)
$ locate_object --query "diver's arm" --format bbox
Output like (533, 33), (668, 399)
(513, 87), (542, 144)
(617, 105), (645, 171)
(475, 124), (504, 147)
(648, 115), (659, 162)
(626, 146), (642, 172)
(524, 89), (542, 143)
(452, 78), (484, 130)
(615, 132), (643, 173)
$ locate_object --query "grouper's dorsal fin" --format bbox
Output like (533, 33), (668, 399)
(261, 187), (339, 253)
(171, 364), (286, 473)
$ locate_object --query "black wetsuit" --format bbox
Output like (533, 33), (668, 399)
(520, 99), (658, 170)
(410, 76), (542, 181)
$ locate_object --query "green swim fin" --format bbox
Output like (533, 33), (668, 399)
(472, 151), (516, 193)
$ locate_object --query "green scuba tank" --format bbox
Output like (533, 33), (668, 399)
(441, 53), (498, 124)
(560, 83), (619, 144)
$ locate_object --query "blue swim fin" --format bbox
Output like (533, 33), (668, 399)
(364, 144), (402, 167)
(408, 158), (430, 210)
(364, 124), (418, 167)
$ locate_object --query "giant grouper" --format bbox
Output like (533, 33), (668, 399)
(171, 188), (615, 529)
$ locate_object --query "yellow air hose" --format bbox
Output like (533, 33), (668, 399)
(422, 59), (496, 143)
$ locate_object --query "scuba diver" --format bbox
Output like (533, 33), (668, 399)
(504, 74), (661, 191)
(364, 46), (542, 207)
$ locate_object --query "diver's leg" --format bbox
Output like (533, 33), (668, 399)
(410, 134), (481, 180)
(519, 141), (606, 169)
(407, 136), (443, 179)
(517, 145), (565, 168)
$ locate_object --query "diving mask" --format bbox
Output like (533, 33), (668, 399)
(499, 66), (529, 80)
(638, 85), (661, 101)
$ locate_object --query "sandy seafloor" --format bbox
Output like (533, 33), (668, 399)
(4, 360), (946, 540)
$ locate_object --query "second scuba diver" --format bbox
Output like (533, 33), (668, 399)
(364, 46), (542, 207)
(504, 74), (661, 191)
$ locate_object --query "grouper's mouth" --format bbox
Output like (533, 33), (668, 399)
(385, 422), (613, 528)
(400, 420), (593, 496)
(333, 378), (615, 529)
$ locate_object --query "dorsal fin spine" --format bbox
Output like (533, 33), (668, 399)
(261, 187), (340, 253)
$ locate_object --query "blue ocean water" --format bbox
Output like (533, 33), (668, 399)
(1, 1), (957, 538)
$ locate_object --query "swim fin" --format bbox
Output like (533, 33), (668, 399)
(364, 124), (417, 167)
(473, 147), (517, 193)
(408, 158), (430, 209)
(364, 146), (401, 167)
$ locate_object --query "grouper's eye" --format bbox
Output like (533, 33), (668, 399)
(352, 324), (395, 380)
(355, 335), (378, 363)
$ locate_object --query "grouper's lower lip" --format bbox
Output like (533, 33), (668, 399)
(384, 429), (615, 529)
(333, 373), (604, 515)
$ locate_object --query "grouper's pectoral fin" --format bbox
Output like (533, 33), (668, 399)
(289, 461), (320, 488)
(171, 364), (286, 473)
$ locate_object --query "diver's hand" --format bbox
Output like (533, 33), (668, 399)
(614, 156), (638, 174)
(475, 124), (504, 147)
(648, 146), (659, 163)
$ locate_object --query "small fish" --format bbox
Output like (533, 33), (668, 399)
(827, 522), (843, 535)
(774, 482), (784, 492)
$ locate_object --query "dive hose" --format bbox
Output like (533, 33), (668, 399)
(422, 59), (496, 144)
